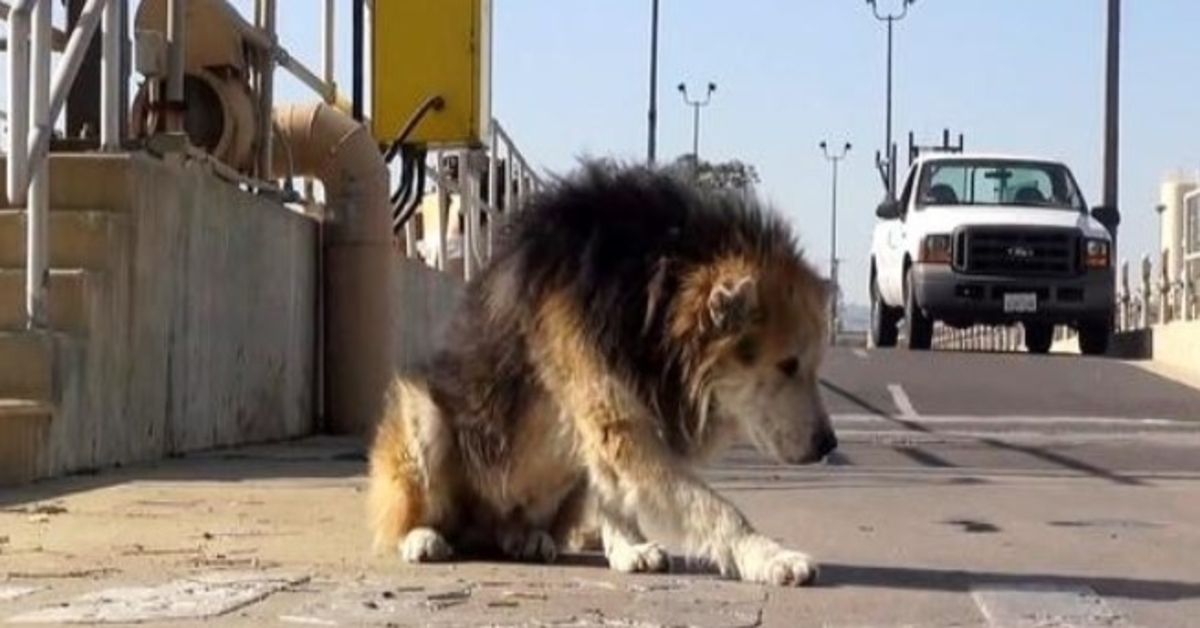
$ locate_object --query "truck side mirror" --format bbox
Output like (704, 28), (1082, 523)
(876, 199), (902, 220)
(1090, 205), (1120, 234)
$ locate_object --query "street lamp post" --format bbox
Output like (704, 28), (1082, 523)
(647, 0), (660, 165)
(678, 81), (716, 171)
(820, 140), (852, 344)
(867, 0), (915, 198)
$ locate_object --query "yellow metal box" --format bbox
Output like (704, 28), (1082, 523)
(371, 0), (492, 148)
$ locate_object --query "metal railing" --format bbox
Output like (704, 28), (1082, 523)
(4, 0), (545, 329)
(931, 252), (1200, 352)
(4, 0), (126, 329)
(399, 120), (545, 282)
(1066, 252), (1199, 337)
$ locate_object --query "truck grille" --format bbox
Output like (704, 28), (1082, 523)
(953, 226), (1080, 276)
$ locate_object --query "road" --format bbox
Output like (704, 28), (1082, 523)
(1, 348), (1199, 627)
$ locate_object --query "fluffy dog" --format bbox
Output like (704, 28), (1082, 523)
(367, 160), (837, 586)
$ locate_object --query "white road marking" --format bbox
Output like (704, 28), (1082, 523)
(887, 383), (918, 418)
(832, 413), (1198, 428)
(852, 348), (869, 359)
(971, 583), (1134, 628)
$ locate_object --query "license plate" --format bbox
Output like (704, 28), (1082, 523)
(1003, 292), (1038, 313)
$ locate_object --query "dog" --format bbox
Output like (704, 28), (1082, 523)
(366, 159), (837, 586)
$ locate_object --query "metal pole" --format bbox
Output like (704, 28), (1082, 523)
(868, 0), (914, 198)
(691, 102), (700, 164)
(678, 82), (715, 174)
(28, 0), (51, 328)
(1102, 0), (1121, 246)
(100, 0), (123, 150)
(885, 17), (893, 193)
(7, 0), (33, 206)
(352, 0), (364, 121)
(646, 0), (659, 165)
(322, 0), (335, 99)
(256, 0), (277, 181)
(165, 0), (185, 133)
(820, 140), (851, 343)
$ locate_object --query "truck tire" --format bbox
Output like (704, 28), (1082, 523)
(869, 278), (899, 348)
(1023, 322), (1053, 354)
(1077, 317), (1111, 356)
(902, 268), (933, 351)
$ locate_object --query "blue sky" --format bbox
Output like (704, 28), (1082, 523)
(480, 0), (1199, 307)
(6, 1), (1198, 308)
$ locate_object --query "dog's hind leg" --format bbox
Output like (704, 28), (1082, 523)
(366, 377), (462, 563)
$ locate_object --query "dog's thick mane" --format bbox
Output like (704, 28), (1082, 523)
(419, 159), (805, 465)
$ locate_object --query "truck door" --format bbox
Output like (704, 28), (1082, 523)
(879, 164), (918, 304)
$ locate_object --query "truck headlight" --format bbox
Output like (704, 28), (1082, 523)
(919, 234), (952, 264)
(1084, 238), (1110, 268)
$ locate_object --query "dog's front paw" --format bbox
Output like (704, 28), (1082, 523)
(500, 528), (559, 564)
(759, 549), (818, 586)
(735, 536), (818, 586)
(400, 527), (454, 563)
(608, 541), (670, 574)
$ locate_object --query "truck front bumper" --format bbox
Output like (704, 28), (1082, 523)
(912, 263), (1114, 325)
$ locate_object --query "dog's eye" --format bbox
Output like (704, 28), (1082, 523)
(776, 356), (800, 378)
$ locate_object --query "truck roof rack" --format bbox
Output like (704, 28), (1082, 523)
(908, 128), (965, 167)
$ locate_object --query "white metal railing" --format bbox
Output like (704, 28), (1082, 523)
(932, 251), (1200, 352)
(4, 0), (546, 327)
(401, 119), (545, 282)
(4, 0), (125, 328)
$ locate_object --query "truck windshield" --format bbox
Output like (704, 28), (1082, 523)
(915, 160), (1086, 211)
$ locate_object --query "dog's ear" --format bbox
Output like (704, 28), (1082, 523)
(707, 275), (759, 333)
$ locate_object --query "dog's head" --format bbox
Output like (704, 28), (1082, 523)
(680, 254), (837, 465)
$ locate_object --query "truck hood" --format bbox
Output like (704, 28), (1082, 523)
(914, 205), (1112, 240)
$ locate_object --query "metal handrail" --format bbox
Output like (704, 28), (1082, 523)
(3, 0), (548, 323)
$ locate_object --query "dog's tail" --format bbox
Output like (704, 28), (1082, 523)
(365, 376), (440, 555)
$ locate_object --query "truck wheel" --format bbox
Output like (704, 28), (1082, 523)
(902, 268), (933, 351)
(1023, 322), (1054, 354)
(1077, 318), (1111, 356)
(869, 278), (899, 348)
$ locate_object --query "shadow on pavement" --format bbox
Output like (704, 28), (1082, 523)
(820, 562), (1200, 602)
(818, 379), (1149, 487)
(0, 435), (368, 509)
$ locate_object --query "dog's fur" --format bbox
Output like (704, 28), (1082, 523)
(366, 160), (837, 586)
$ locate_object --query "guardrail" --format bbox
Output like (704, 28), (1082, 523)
(1056, 252), (1198, 341)
(932, 253), (1199, 352)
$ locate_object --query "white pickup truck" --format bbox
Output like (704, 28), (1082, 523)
(868, 152), (1117, 355)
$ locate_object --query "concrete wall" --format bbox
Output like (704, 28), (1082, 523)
(1146, 320), (1200, 383)
(392, 257), (465, 374)
(42, 153), (319, 475)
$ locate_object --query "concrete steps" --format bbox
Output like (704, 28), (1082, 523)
(0, 398), (52, 485)
(0, 154), (133, 486)
(0, 269), (95, 334)
(0, 209), (123, 268)
(0, 154), (133, 209)
(0, 331), (57, 401)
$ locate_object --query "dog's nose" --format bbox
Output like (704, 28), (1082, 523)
(813, 430), (838, 458)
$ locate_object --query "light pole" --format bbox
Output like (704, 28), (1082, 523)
(867, 0), (915, 199)
(678, 81), (716, 170)
(1098, 0), (1122, 249)
(647, 0), (660, 165)
(820, 140), (851, 343)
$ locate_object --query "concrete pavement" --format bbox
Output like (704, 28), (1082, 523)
(2, 347), (1199, 627)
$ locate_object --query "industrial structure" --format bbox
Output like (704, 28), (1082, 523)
(0, 0), (539, 485)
